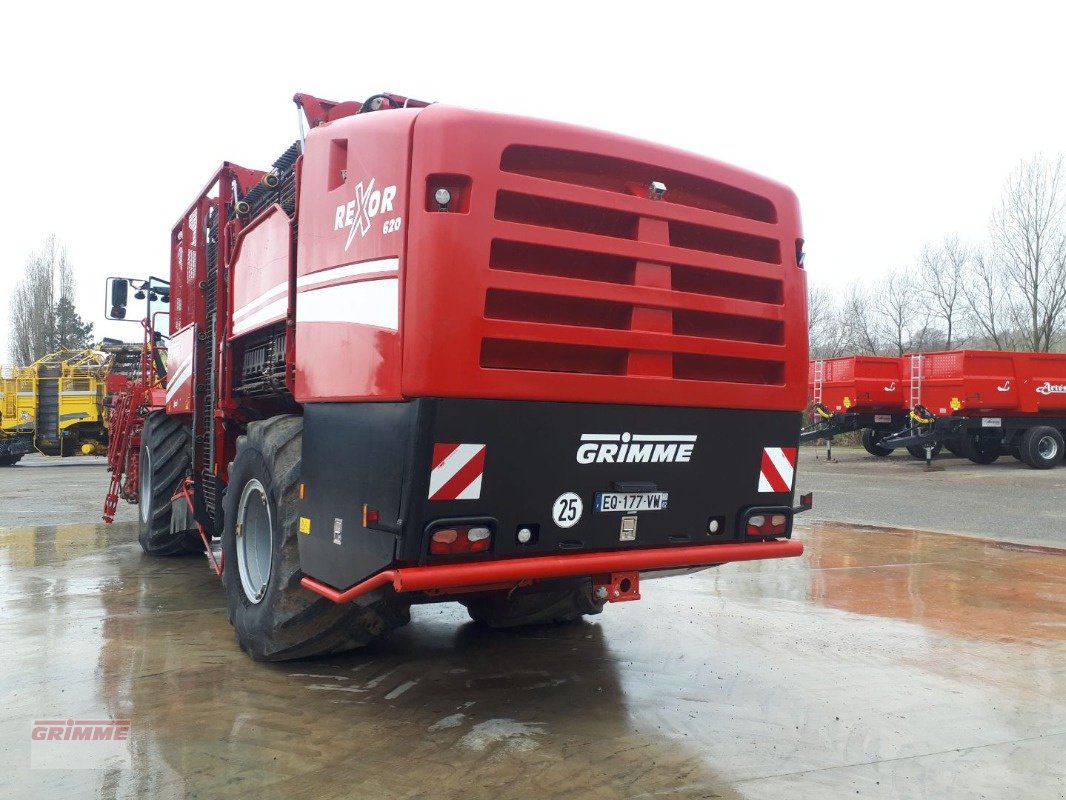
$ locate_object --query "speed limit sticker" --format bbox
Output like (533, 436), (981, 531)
(552, 492), (583, 528)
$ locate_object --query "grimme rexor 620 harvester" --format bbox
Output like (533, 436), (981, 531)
(102, 92), (811, 661)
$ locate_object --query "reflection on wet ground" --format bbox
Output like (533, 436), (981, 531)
(0, 521), (1063, 799)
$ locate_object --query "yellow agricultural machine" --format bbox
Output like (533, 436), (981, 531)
(0, 346), (139, 465)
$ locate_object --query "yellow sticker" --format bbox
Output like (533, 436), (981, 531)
(299, 517), (311, 535)
(950, 397), (962, 411)
(842, 396), (852, 409)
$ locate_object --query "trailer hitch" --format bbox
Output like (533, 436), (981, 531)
(878, 406), (957, 471)
(799, 404), (843, 443)
(800, 406), (861, 463)
(879, 405), (940, 450)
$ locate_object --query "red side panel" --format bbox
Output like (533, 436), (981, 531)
(1028, 353), (1066, 411)
(917, 350), (1066, 415)
(919, 351), (1012, 414)
(811, 356), (905, 413)
(165, 324), (197, 415)
(229, 206), (292, 339)
(293, 110), (417, 402)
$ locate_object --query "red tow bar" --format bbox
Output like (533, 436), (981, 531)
(301, 539), (804, 604)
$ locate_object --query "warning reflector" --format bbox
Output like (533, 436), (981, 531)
(758, 447), (797, 493)
(428, 443), (487, 500)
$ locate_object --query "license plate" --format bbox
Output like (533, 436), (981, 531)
(594, 492), (669, 513)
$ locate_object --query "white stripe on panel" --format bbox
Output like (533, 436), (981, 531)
(296, 277), (399, 330)
(455, 474), (483, 501)
(296, 257), (399, 289)
(233, 281), (289, 321)
(166, 361), (193, 402)
(231, 298), (289, 336)
(766, 447), (795, 488)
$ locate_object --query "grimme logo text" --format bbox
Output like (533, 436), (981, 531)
(576, 433), (697, 464)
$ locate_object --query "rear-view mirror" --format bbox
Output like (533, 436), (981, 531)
(107, 278), (129, 320)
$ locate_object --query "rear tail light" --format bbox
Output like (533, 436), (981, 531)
(745, 510), (790, 537)
(430, 525), (494, 555)
(431, 529), (458, 547)
(467, 526), (491, 543)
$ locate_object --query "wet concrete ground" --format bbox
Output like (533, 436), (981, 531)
(0, 455), (135, 528)
(797, 445), (1066, 548)
(1, 518), (1064, 799)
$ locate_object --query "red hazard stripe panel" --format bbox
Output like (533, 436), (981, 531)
(428, 443), (486, 500)
(758, 446), (797, 493)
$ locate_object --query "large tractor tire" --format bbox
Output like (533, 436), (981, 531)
(462, 578), (604, 628)
(959, 432), (1002, 465)
(1017, 426), (1064, 470)
(0, 455), (22, 466)
(222, 415), (409, 661)
(861, 428), (894, 457)
(906, 443), (942, 460)
(138, 412), (201, 556)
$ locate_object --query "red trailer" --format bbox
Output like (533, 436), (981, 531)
(912, 350), (1066, 416)
(807, 350), (1066, 469)
(809, 356), (905, 415)
(803, 356), (914, 457)
(881, 350), (1066, 468)
(101, 91), (811, 661)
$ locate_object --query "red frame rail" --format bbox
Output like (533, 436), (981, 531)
(301, 539), (803, 603)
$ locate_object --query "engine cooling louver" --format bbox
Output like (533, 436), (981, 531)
(481, 145), (788, 387)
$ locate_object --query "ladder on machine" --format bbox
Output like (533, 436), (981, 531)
(809, 359), (837, 461)
(909, 354), (923, 408)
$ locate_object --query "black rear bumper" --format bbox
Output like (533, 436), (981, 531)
(296, 399), (802, 592)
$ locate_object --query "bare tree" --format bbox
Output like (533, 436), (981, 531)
(877, 270), (934, 356)
(918, 236), (967, 349)
(808, 284), (846, 358)
(990, 154), (1066, 352)
(8, 236), (74, 364)
(962, 249), (1013, 350)
(839, 282), (881, 355)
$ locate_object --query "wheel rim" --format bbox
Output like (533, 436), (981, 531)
(139, 448), (152, 524)
(236, 478), (273, 604)
(1037, 435), (1059, 461)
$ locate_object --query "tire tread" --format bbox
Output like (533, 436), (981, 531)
(223, 415), (409, 662)
(138, 412), (199, 556)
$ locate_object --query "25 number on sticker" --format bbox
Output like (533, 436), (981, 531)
(552, 492), (583, 528)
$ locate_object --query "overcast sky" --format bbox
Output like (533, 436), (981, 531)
(2, 1), (1064, 353)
